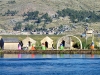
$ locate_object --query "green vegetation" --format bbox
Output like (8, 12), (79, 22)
(41, 13), (52, 23)
(24, 24), (34, 31)
(57, 8), (100, 23)
(3, 9), (18, 16)
(13, 22), (22, 31)
(23, 11), (39, 21)
(13, 22), (35, 31)
(23, 11), (52, 24)
(12, 8), (100, 31)
(23, 8), (100, 23)
(12, 11), (53, 31)
(7, 1), (16, 4)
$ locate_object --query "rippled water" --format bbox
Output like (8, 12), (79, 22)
(0, 54), (100, 75)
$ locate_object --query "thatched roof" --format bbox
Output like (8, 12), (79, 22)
(22, 37), (36, 46)
(41, 36), (53, 43)
(3, 37), (19, 43)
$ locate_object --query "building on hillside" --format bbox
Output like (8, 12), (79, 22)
(2, 37), (19, 50)
(22, 36), (36, 50)
(85, 29), (94, 38)
(41, 36), (53, 49)
(81, 28), (94, 38)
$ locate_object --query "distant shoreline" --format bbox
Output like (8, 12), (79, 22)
(1, 50), (100, 54)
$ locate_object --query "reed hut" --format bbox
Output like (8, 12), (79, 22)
(41, 36), (53, 49)
(2, 37), (19, 50)
(57, 35), (74, 50)
(22, 37), (36, 50)
(57, 35), (82, 50)
(81, 28), (94, 38)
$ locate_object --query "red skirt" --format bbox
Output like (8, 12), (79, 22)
(31, 46), (35, 50)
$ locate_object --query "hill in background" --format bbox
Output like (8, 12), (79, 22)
(0, 0), (100, 34)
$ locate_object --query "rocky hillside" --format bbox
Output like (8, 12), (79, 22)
(0, 0), (100, 31)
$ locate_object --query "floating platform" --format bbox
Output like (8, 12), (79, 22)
(1, 50), (100, 54)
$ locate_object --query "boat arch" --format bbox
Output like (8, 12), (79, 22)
(57, 35), (82, 50)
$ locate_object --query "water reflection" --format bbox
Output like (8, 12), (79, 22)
(4, 54), (18, 58)
(1, 54), (100, 58)
(31, 54), (35, 58)
(21, 54), (36, 58)
(0, 54), (3, 58)
(18, 54), (21, 58)
(85, 54), (100, 58)
(91, 54), (94, 58)
(42, 54), (57, 58)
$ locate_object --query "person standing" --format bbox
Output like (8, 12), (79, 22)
(20, 41), (23, 50)
(31, 44), (35, 50)
(18, 42), (21, 50)
(90, 41), (94, 50)
(42, 43), (46, 50)
(60, 43), (64, 50)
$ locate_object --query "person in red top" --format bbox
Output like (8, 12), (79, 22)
(31, 44), (35, 50)
(90, 41), (94, 50)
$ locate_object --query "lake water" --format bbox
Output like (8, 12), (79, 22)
(0, 54), (100, 75)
